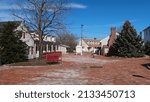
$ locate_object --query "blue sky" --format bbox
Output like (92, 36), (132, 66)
(0, 0), (150, 39)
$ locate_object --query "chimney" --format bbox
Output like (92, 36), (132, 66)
(111, 27), (116, 37)
(108, 27), (116, 47)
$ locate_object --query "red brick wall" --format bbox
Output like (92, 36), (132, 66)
(108, 27), (116, 47)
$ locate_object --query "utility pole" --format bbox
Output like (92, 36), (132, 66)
(81, 24), (83, 46)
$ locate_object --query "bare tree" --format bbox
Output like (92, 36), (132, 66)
(56, 31), (78, 52)
(13, 0), (69, 59)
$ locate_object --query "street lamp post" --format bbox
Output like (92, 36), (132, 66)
(81, 24), (83, 46)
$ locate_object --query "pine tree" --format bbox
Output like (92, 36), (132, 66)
(0, 22), (27, 65)
(144, 41), (150, 56)
(107, 20), (144, 57)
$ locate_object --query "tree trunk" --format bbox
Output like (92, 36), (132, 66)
(12, 0), (68, 59)
(38, 0), (45, 60)
(39, 34), (43, 60)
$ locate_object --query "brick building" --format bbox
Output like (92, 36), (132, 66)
(100, 27), (119, 55)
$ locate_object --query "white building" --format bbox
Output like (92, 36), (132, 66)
(15, 22), (58, 59)
(100, 36), (109, 48)
(58, 44), (69, 54)
(79, 38), (101, 53)
(16, 22), (36, 59)
(100, 36), (109, 55)
(143, 26), (150, 43)
(0, 21), (68, 59)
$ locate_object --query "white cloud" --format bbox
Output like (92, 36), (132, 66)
(0, 4), (19, 10)
(65, 3), (87, 9)
(0, 2), (87, 10)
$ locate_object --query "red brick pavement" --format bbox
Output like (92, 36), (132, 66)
(0, 54), (150, 85)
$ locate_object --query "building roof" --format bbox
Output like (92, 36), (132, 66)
(143, 26), (150, 31)
(82, 38), (101, 47)
(59, 44), (70, 48)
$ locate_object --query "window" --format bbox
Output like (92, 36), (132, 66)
(31, 47), (34, 54)
(49, 45), (51, 51)
(43, 45), (46, 51)
(53, 46), (56, 51)
(56, 45), (59, 51)
(22, 32), (25, 39)
(27, 46), (30, 54)
(36, 45), (39, 54)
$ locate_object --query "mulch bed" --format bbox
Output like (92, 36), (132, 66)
(9, 59), (61, 66)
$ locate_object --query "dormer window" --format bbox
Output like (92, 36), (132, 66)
(45, 36), (47, 40)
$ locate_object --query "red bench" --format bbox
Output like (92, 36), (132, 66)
(43, 52), (62, 63)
